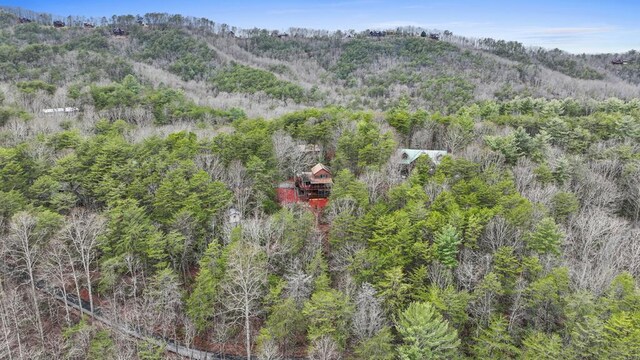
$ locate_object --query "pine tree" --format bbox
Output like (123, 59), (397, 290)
(186, 241), (227, 331)
(353, 327), (395, 360)
(302, 288), (354, 348)
(396, 302), (460, 360)
(472, 317), (520, 359)
(434, 224), (462, 268)
(526, 217), (563, 255)
(602, 311), (640, 359)
(521, 331), (564, 360)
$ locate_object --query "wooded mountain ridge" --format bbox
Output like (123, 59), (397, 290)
(1, 6), (639, 119)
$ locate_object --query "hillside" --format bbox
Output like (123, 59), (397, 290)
(0, 7), (639, 360)
(1, 8), (639, 119)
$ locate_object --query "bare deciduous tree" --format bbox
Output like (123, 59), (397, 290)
(241, 217), (289, 270)
(308, 336), (341, 360)
(222, 241), (268, 360)
(272, 130), (312, 178)
(564, 208), (633, 293)
(0, 284), (28, 360)
(359, 169), (385, 204)
(226, 160), (253, 216)
(442, 123), (470, 153)
(144, 269), (182, 341)
(60, 209), (105, 313)
(44, 239), (73, 325)
(257, 336), (282, 360)
(7, 212), (49, 347)
(352, 282), (386, 340)
(479, 216), (521, 253)
(195, 152), (225, 181)
(284, 263), (313, 306)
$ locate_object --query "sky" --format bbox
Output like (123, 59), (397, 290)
(5, 0), (640, 53)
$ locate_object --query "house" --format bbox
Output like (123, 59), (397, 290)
(295, 163), (332, 200)
(42, 107), (79, 114)
(113, 27), (127, 36)
(228, 208), (241, 227)
(397, 149), (447, 175)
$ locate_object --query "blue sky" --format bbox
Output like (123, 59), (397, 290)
(6, 0), (639, 53)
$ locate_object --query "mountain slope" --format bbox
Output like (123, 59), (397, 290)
(1, 7), (639, 119)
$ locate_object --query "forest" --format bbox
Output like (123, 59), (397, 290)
(0, 6), (639, 360)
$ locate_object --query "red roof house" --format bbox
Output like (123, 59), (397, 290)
(295, 163), (332, 200)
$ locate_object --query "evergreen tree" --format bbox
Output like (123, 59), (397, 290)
(472, 317), (520, 359)
(302, 288), (354, 348)
(396, 301), (460, 360)
(521, 331), (564, 360)
(434, 224), (462, 268)
(526, 217), (563, 255)
(186, 240), (227, 331)
(602, 311), (640, 359)
(353, 327), (395, 360)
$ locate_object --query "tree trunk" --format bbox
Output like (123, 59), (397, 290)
(67, 252), (83, 316)
(84, 265), (93, 313)
(27, 270), (45, 347)
(245, 293), (251, 360)
(11, 304), (22, 360)
(0, 301), (13, 360)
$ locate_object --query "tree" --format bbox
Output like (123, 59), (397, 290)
(426, 284), (471, 328)
(470, 272), (504, 328)
(521, 331), (564, 360)
(330, 169), (369, 209)
(272, 130), (312, 178)
(353, 327), (394, 360)
(0, 284), (29, 359)
(222, 240), (267, 360)
(186, 241), (226, 331)
(260, 297), (305, 358)
(60, 209), (105, 313)
(602, 311), (640, 359)
(143, 268), (182, 341)
(308, 336), (341, 360)
(377, 266), (411, 314)
(526, 217), (563, 255)
(333, 115), (396, 173)
(396, 301), (460, 360)
(550, 191), (579, 222)
(434, 224), (462, 268)
(302, 288), (353, 348)
(352, 282), (386, 340)
(526, 267), (570, 332)
(100, 199), (167, 268)
(472, 317), (520, 359)
(7, 210), (61, 347)
(44, 238), (74, 325)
